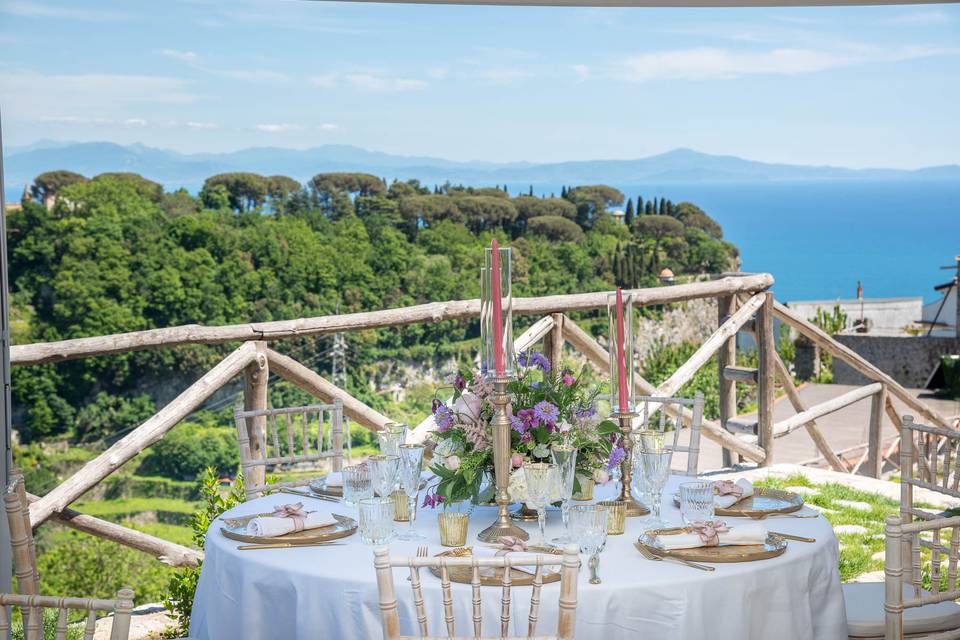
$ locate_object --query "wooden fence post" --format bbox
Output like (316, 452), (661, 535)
(243, 342), (269, 488)
(867, 384), (888, 478)
(718, 295), (738, 467)
(757, 292), (776, 466)
(544, 313), (564, 370)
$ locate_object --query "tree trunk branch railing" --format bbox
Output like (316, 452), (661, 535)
(770, 382), (884, 438)
(25, 493), (201, 568)
(28, 342), (259, 527)
(10, 275), (774, 366)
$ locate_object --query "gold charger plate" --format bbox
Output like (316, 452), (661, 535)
(428, 546), (563, 586)
(673, 487), (804, 517)
(309, 477), (344, 498)
(220, 512), (356, 545)
(637, 528), (787, 563)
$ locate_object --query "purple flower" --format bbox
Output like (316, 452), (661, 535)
(435, 405), (454, 432)
(606, 446), (626, 470)
(432, 398), (441, 414)
(510, 414), (526, 433)
(453, 374), (466, 391)
(517, 351), (529, 367)
(533, 401), (559, 424)
(528, 352), (551, 373)
(575, 404), (597, 419)
(422, 491), (445, 509)
(520, 431), (533, 444)
(530, 381), (540, 390)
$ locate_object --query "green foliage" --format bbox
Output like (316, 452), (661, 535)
(30, 170), (87, 202)
(203, 173), (268, 212)
(138, 422), (239, 480)
(527, 216), (584, 242)
(74, 392), (155, 442)
(10, 608), (84, 640)
(642, 341), (724, 419)
(809, 305), (849, 381)
(165, 468), (245, 636)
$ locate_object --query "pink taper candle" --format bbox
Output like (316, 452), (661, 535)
(615, 287), (628, 413)
(491, 239), (505, 376)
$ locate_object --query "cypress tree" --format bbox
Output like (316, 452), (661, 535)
(529, 185), (534, 196)
(624, 198), (634, 226)
(652, 197), (658, 215)
(561, 185), (567, 199)
(637, 195), (644, 215)
(645, 201), (654, 215)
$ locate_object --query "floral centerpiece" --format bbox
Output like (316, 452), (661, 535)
(424, 351), (622, 508)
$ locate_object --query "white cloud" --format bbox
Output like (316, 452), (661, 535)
(124, 118), (148, 127)
(186, 121), (217, 129)
(156, 48), (199, 63)
(0, 72), (200, 121)
(0, 1), (129, 21)
(427, 67), (450, 80)
(344, 74), (427, 92)
(571, 64), (591, 82)
(256, 123), (301, 133)
(318, 123), (338, 131)
(616, 45), (960, 82)
(310, 73), (339, 88)
(478, 68), (531, 84)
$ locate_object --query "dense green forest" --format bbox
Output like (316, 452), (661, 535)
(9, 169), (737, 447)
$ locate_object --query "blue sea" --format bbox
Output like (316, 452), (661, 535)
(6, 180), (958, 304)
(506, 180), (960, 304)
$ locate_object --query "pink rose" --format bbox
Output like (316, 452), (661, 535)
(453, 392), (482, 420)
(446, 455), (461, 471)
(562, 373), (575, 386)
(593, 469), (610, 484)
(511, 453), (523, 469)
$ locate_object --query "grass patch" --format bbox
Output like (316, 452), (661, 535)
(72, 497), (199, 517)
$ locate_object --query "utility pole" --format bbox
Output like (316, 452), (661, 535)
(331, 302), (351, 462)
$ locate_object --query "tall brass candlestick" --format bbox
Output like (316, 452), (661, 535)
(613, 411), (649, 517)
(477, 376), (529, 542)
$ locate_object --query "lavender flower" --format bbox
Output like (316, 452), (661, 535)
(510, 414), (526, 433)
(422, 491), (445, 509)
(528, 352), (551, 373)
(575, 404), (597, 419)
(533, 400), (559, 424)
(517, 351), (529, 367)
(606, 446), (626, 470)
(453, 374), (467, 391)
(435, 405), (454, 432)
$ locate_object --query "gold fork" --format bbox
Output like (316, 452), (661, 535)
(634, 542), (715, 572)
(407, 545), (429, 581)
(747, 511), (819, 520)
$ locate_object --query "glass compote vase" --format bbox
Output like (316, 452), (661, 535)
(523, 462), (558, 547)
(550, 446), (577, 546)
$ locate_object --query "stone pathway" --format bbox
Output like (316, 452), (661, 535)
(94, 604), (176, 640)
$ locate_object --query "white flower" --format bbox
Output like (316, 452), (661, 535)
(453, 392), (482, 420)
(446, 455), (461, 471)
(557, 420), (573, 433)
(508, 468), (527, 502)
(532, 443), (550, 459)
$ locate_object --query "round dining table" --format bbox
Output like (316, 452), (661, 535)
(190, 475), (848, 640)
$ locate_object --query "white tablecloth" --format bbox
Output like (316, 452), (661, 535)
(191, 476), (847, 640)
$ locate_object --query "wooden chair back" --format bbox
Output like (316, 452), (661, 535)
(631, 392), (705, 476)
(899, 415), (960, 589)
(373, 544), (580, 640)
(5, 471), (39, 596)
(884, 514), (960, 640)
(234, 399), (344, 499)
(0, 589), (135, 640)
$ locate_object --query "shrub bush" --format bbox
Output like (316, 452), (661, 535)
(137, 422), (238, 480)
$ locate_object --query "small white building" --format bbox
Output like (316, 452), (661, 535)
(922, 280), (958, 338)
(786, 297), (923, 335)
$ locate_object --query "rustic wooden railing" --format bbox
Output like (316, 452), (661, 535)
(9, 272), (957, 569)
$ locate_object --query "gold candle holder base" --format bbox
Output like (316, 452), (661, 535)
(612, 411), (649, 518)
(510, 504), (539, 521)
(478, 375), (529, 543)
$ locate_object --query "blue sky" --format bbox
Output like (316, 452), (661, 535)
(1, 0), (958, 168)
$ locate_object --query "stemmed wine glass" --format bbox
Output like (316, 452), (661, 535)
(550, 446), (577, 546)
(523, 462), (558, 547)
(639, 440), (673, 529)
(378, 423), (407, 456)
(368, 454), (400, 499)
(396, 444), (425, 541)
(569, 504), (609, 584)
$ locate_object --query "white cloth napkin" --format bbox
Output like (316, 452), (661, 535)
(715, 479), (754, 509)
(474, 546), (561, 576)
(245, 511), (338, 538)
(323, 472), (343, 487)
(654, 522), (768, 551)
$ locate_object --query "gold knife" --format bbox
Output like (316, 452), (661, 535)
(238, 541), (345, 550)
(771, 531), (815, 543)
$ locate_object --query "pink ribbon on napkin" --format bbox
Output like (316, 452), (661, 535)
(713, 480), (743, 498)
(496, 536), (528, 555)
(272, 502), (307, 532)
(689, 520), (730, 547)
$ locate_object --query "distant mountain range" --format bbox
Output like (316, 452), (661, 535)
(4, 141), (959, 194)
